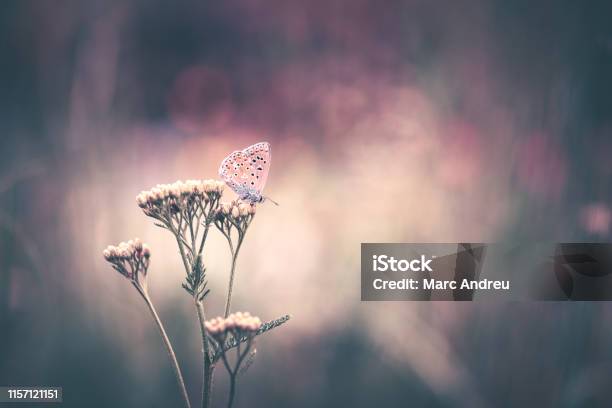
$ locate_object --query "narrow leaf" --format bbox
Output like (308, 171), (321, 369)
(216, 314), (291, 359)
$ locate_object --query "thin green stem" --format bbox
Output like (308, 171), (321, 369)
(167, 211), (192, 274)
(221, 337), (252, 408)
(176, 236), (192, 272)
(223, 235), (243, 318)
(203, 362), (215, 408)
(197, 222), (212, 258)
(227, 374), (236, 408)
(135, 284), (191, 408)
(220, 352), (236, 408)
(196, 198), (218, 257)
(188, 215), (196, 254)
(196, 300), (215, 408)
(172, 217), (215, 408)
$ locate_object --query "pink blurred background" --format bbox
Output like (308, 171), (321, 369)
(2, 1), (612, 407)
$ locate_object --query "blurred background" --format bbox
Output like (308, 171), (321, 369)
(2, 0), (612, 406)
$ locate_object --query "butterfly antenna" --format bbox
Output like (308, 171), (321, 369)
(265, 196), (279, 206)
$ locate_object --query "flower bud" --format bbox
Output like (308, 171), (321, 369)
(133, 239), (143, 252)
(136, 193), (147, 208)
(239, 205), (249, 217)
(103, 249), (112, 260)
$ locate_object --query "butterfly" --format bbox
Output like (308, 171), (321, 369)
(218, 142), (278, 205)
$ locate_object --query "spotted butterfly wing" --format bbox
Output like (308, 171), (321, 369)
(219, 142), (271, 203)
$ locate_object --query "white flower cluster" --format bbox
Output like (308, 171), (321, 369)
(218, 201), (256, 218)
(103, 238), (151, 279)
(103, 238), (150, 261)
(215, 201), (256, 237)
(205, 312), (262, 337)
(136, 179), (225, 209)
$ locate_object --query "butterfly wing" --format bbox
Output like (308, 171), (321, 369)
(219, 142), (271, 199)
(219, 150), (251, 198)
(243, 142), (271, 194)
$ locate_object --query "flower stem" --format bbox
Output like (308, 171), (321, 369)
(221, 338), (251, 408)
(220, 352), (237, 408)
(136, 284), (191, 408)
(174, 234), (192, 273)
(204, 362), (215, 408)
(227, 374), (237, 408)
(196, 300), (215, 408)
(224, 237), (244, 318)
(173, 219), (215, 408)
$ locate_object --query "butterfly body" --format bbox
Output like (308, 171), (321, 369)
(219, 142), (273, 204)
